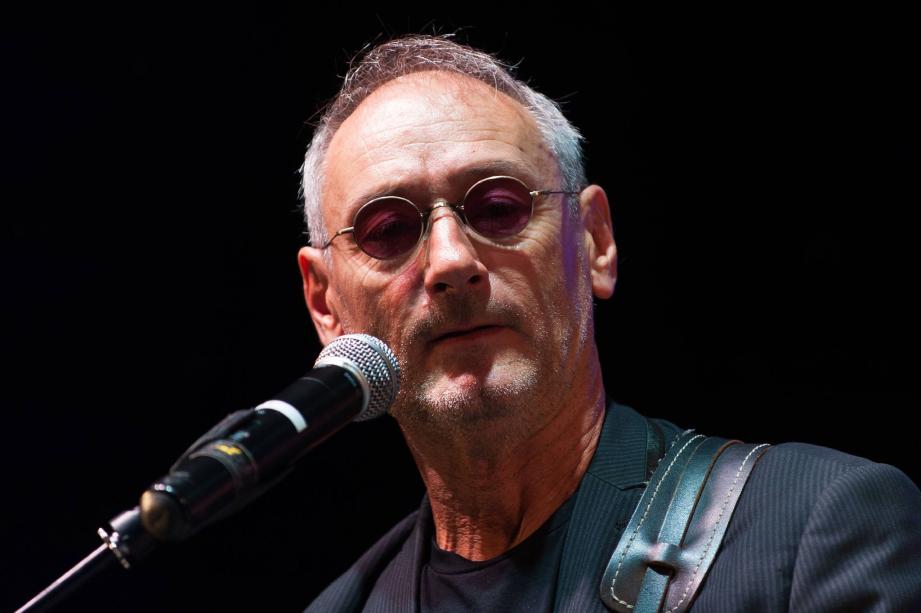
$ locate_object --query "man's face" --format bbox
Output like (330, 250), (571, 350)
(301, 71), (610, 435)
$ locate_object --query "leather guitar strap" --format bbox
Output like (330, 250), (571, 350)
(600, 428), (771, 612)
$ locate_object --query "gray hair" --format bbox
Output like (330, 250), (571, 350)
(300, 35), (587, 248)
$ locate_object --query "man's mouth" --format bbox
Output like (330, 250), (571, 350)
(430, 325), (504, 344)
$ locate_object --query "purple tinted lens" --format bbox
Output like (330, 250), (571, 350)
(463, 178), (533, 238)
(353, 198), (422, 259)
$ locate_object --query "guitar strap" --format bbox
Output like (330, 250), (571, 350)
(600, 426), (771, 612)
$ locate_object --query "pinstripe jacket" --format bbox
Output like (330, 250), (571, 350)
(306, 402), (921, 611)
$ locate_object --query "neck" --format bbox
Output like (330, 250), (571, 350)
(399, 350), (607, 561)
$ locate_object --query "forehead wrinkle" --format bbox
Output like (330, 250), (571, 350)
(329, 128), (409, 222)
(344, 114), (543, 183)
(337, 136), (542, 216)
(355, 129), (390, 183)
(343, 156), (546, 218)
(349, 126), (529, 170)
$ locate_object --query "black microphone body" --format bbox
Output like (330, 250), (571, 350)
(139, 334), (399, 542)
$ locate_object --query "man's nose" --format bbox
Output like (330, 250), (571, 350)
(422, 205), (488, 295)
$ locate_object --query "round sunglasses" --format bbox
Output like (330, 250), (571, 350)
(322, 175), (581, 260)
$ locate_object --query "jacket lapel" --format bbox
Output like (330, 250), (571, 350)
(554, 402), (655, 612)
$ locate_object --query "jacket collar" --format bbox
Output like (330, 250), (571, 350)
(554, 401), (657, 612)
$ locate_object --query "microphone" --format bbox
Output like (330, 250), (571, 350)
(138, 333), (400, 542)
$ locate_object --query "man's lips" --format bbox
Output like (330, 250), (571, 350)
(429, 324), (506, 345)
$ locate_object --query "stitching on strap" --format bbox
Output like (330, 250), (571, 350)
(607, 432), (705, 609)
(662, 443), (770, 613)
(648, 428), (696, 483)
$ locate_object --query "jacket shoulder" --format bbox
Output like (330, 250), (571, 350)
(691, 440), (921, 610)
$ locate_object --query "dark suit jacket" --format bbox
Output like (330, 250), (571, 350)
(306, 402), (921, 611)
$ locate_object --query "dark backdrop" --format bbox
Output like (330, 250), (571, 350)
(3, 6), (916, 612)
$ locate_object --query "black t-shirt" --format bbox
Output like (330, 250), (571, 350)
(420, 494), (576, 612)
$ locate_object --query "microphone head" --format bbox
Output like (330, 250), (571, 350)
(315, 334), (401, 421)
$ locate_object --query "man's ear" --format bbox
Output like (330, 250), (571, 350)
(579, 185), (617, 299)
(297, 246), (343, 346)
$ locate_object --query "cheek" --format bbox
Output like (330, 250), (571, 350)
(530, 222), (583, 293)
(338, 259), (423, 336)
(516, 222), (588, 327)
(483, 246), (558, 316)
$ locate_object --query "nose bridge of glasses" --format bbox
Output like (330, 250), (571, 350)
(423, 198), (465, 232)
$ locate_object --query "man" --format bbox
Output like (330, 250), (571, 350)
(297, 35), (921, 611)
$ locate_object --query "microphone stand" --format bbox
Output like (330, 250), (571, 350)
(16, 507), (157, 613)
(16, 408), (259, 612)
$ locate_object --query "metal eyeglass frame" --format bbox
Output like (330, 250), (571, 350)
(321, 175), (582, 260)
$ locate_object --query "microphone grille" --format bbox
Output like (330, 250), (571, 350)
(315, 334), (401, 421)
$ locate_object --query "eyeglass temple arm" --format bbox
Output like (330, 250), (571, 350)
(321, 226), (354, 249)
(531, 189), (583, 198)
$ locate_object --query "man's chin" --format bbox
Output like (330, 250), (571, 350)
(392, 364), (539, 429)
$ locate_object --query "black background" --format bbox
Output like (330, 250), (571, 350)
(2, 6), (916, 612)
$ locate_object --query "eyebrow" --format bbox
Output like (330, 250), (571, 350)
(455, 160), (541, 185)
(344, 159), (542, 215)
